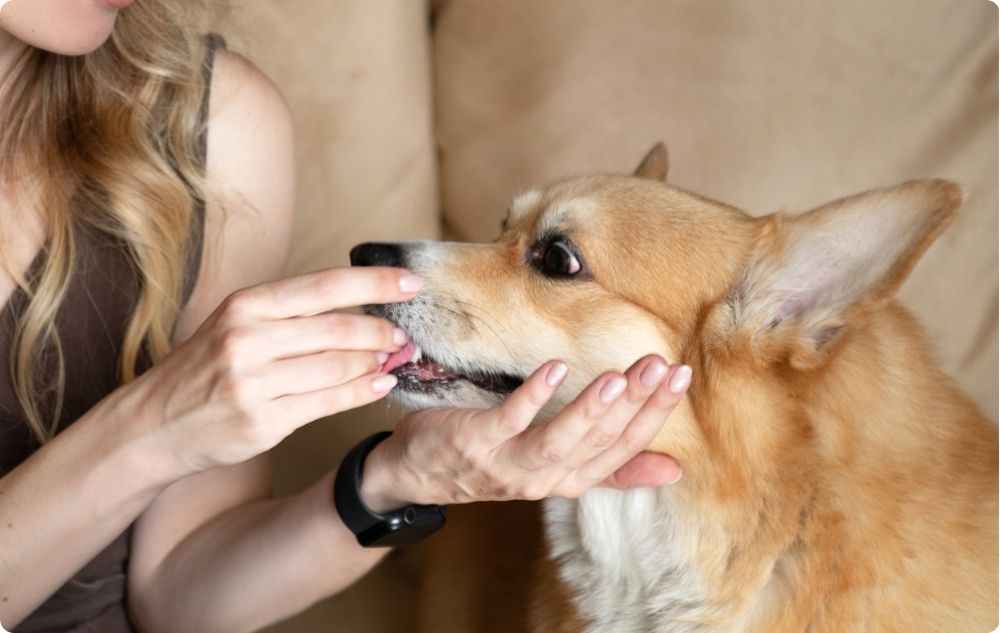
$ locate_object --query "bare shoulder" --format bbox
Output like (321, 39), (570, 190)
(208, 49), (292, 146)
(172, 50), (295, 343)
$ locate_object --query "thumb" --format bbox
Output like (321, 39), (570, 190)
(600, 451), (682, 489)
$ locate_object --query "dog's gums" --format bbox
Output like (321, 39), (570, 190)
(381, 340), (524, 395)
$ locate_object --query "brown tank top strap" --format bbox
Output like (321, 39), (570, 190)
(180, 33), (226, 309)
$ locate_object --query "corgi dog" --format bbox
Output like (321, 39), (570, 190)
(351, 144), (998, 632)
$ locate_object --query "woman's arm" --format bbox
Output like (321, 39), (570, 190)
(125, 50), (393, 631)
(0, 384), (184, 626)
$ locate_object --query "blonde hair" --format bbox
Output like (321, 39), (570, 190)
(0, 1), (221, 442)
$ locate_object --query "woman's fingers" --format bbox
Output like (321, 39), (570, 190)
(260, 350), (384, 397)
(553, 365), (689, 494)
(598, 451), (683, 490)
(514, 355), (670, 471)
(215, 267), (423, 325)
(267, 369), (397, 430)
(484, 360), (567, 444)
(240, 312), (404, 362)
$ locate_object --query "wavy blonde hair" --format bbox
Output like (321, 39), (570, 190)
(0, 1), (222, 443)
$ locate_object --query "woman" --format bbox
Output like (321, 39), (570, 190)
(0, 1), (688, 631)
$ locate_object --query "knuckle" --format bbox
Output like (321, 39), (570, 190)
(322, 354), (346, 380)
(625, 381), (651, 404)
(581, 397), (607, 420)
(584, 427), (617, 450)
(517, 481), (548, 501)
(622, 431), (651, 455)
(314, 269), (346, 296)
(217, 373), (261, 413)
(450, 434), (477, 465)
(219, 290), (255, 324)
(539, 438), (569, 463)
(325, 314), (353, 341)
(498, 407), (527, 434)
(216, 328), (255, 366)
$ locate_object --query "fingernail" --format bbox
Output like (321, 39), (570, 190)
(599, 375), (628, 404)
(393, 328), (408, 346)
(546, 362), (568, 387)
(398, 273), (424, 293)
(376, 352), (389, 365)
(667, 469), (684, 485)
(668, 365), (692, 394)
(640, 360), (668, 387)
(372, 374), (398, 393)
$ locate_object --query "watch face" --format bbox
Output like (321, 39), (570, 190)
(360, 521), (446, 548)
(358, 505), (448, 547)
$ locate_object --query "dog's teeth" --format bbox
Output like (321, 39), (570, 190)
(413, 346), (422, 362)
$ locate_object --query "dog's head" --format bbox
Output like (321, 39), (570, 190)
(353, 144), (961, 461)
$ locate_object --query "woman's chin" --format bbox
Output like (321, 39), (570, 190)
(0, 0), (117, 57)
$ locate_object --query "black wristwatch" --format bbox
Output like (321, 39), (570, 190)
(334, 431), (447, 548)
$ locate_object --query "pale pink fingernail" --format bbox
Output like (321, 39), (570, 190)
(376, 352), (389, 364)
(398, 273), (424, 293)
(599, 375), (628, 404)
(640, 359), (668, 387)
(667, 469), (684, 485)
(668, 365), (692, 394)
(393, 328), (408, 346)
(546, 362), (568, 387)
(372, 374), (398, 393)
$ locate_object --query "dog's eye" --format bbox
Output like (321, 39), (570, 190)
(542, 241), (582, 276)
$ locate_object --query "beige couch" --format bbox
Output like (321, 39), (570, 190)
(219, 1), (997, 631)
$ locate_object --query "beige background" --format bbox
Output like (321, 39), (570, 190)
(217, 1), (997, 631)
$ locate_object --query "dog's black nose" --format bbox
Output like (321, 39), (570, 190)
(350, 242), (405, 268)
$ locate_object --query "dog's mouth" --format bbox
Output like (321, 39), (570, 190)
(381, 341), (524, 395)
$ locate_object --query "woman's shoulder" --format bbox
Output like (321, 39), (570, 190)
(207, 49), (293, 156)
(210, 49), (290, 120)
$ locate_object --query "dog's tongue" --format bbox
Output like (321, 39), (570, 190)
(381, 341), (416, 374)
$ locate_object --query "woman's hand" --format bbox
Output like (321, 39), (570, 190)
(113, 266), (422, 478)
(360, 355), (689, 512)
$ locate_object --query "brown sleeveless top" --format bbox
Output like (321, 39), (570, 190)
(0, 36), (223, 633)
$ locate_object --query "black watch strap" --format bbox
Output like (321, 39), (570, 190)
(334, 431), (447, 548)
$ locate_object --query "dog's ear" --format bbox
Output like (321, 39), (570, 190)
(634, 142), (669, 181)
(726, 180), (962, 370)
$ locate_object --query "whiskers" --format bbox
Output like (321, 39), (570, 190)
(450, 299), (518, 367)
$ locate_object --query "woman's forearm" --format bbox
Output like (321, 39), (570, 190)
(131, 469), (387, 633)
(0, 388), (176, 627)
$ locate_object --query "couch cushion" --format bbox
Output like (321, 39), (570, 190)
(224, 0), (440, 275)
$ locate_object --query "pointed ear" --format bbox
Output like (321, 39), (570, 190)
(727, 180), (963, 370)
(634, 142), (669, 181)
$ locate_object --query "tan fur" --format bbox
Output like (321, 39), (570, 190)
(400, 147), (997, 632)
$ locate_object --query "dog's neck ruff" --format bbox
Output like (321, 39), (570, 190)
(544, 489), (715, 633)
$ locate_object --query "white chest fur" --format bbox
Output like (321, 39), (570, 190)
(543, 488), (714, 633)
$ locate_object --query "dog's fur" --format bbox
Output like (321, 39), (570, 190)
(361, 145), (998, 632)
